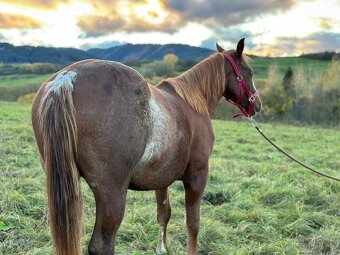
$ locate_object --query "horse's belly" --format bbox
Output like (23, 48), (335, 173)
(129, 149), (190, 190)
(129, 122), (191, 190)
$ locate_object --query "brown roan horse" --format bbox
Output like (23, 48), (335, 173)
(31, 39), (262, 255)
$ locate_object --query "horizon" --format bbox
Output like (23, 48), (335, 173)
(0, 0), (339, 57)
(2, 41), (339, 58)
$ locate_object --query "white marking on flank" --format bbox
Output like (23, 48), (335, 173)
(139, 96), (171, 164)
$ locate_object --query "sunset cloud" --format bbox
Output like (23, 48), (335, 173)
(0, 13), (41, 29)
(77, 13), (181, 36)
(0, 0), (70, 9)
(313, 17), (335, 30)
(301, 32), (340, 52)
(163, 0), (295, 26)
(77, 0), (296, 36)
(0, 0), (338, 56)
(77, 0), (182, 36)
(249, 32), (340, 56)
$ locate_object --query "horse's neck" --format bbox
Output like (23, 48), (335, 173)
(169, 54), (225, 115)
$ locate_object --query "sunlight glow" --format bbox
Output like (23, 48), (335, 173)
(0, 1), (93, 47)
(119, 0), (168, 24)
(79, 22), (213, 49)
(241, 0), (340, 55)
(0, 0), (338, 55)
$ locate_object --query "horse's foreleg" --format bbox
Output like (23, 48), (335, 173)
(88, 185), (127, 255)
(183, 166), (208, 255)
(155, 187), (171, 254)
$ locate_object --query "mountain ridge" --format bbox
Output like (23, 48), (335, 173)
(0, 43), (215, 64)
(1, 42), (337, 64)
(0, 43), (95, 64)
(87, 43), (214, 62)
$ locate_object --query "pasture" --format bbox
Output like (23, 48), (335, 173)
(0, 74), (51, 101)
(0, 101), (339, 254)
(0, 56), (332, 102)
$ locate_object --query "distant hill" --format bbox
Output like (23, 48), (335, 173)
(87, 43), (214, 61)
(0, 43), (96, 64)
(0, 43), (215, 64)
(300, 51), (340, 60)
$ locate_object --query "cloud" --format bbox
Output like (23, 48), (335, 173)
(77, 0), (182, 36)
(78, 0), (296, 37)
(313, 17), (335, 30)
(0, 32), (5, 41)
(0, 13), (42, 29)
(163, 0), (296, 27)
(0, 0), (70, 9)
(253, 32), (340, 56)
(77, 14), (181, 36)
(301, 32), (340, 52)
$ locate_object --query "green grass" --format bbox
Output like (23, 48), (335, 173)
(0, 74), (51, 101)
(0, 74), (51, 88)
(0, 57), (332, 102)
(0, 100), (339, 255)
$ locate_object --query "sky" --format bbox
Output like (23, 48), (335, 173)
(0, 0), (339, 56)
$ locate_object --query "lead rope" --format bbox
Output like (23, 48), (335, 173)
(248, 118), (340, 182)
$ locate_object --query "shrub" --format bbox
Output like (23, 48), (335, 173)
(138, 54), (178, 78)
(18, 93), (36, 104)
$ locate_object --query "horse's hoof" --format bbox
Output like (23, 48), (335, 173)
(156, 245), (168, 254)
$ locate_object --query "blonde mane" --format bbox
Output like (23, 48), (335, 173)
(165, 53), (226, 115)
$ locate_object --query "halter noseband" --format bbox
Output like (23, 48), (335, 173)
(224, 53), (260, 118)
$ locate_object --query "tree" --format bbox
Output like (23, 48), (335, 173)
(163, 54), (178, 67)
(282, 66), (295, 97)
(139, 54), (179, 79)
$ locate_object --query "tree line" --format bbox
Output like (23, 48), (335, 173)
(257, 56), (339, 125)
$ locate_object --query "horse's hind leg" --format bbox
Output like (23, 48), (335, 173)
(88, 180), (127, 255)
(155, 187), (171, 254)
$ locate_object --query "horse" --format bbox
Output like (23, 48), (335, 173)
(31, 38), (262, 255)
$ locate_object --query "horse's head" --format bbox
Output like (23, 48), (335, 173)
(217, 38), (262, 117)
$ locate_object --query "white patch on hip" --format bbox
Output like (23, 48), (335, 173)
(47, 70), (77, 94)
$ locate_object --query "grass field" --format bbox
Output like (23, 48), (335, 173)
(0, 74), (52, 101)
(0, 101), (339, 255)
(250, 57), (330, 80)
(0, 56), (332, 102)
(0, 74), (51, 88)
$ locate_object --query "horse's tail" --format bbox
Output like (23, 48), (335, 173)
(38, 71), (82, 255)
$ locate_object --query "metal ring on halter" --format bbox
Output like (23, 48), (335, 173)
(237, 75), (243, 81)
(249, 95), (256, 102)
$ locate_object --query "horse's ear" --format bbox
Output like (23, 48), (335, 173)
(216, 42), (225, 53)
(236, 38), (245, 57)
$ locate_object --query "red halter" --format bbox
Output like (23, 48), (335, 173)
(224, 54), (260, 118)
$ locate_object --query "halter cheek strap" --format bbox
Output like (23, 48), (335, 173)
(224, 54), (260, 118)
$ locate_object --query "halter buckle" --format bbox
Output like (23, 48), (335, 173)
(237, 75), (243, 81)
(249, 95), (256, 102)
